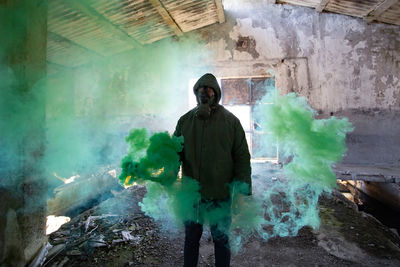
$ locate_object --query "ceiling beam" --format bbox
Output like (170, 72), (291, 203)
(148, 0), (183, 36)
(48, 31), (104, 60)
(66, 0), (143, 48)
(364, 0), (399, 22)
(316, 0), (330, 12)
(215, 0), (225, 23)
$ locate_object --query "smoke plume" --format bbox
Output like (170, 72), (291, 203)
(119, 84), (353, 253)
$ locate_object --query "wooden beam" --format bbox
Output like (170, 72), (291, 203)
(215, 0), (225, 23)
(48, 31), (104, 60)
(364, 0), (399, 22)
(66, 0), (142, 48)
(148, 0), (183, 36)
(316, 0), (330, 12)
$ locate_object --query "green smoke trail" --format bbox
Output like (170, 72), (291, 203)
(119, 129), (226, 229)
(210, 88), (353, 253)
(120, 85), (353, 254)
(256, 90), (354, 188)
(119, 128), (201, 229)
(0, 4), (48, 195)
(120, 128), (182, 186)
(1, 0), (215, 216)
(231, 87), (354, 252)
(44, 34), (213, 180)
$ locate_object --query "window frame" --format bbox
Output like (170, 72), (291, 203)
(219, 75), (278, 163)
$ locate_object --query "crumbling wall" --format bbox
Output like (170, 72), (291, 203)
(197, 2), (400, 166)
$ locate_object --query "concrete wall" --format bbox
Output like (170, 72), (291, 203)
(0, 1), (48, 265)
(196, 2), (400, 166)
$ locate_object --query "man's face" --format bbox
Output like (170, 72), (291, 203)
(197, 86), (215, 104)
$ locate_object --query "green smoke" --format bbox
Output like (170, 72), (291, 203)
(119, 128), (201, 229)
(0, 3), (47, 194)
(41, 33), (213, 215)
(1, 0), (214, 215)
(120, 128), (182, 186)
(255, 89), (354, 188)
(236, 87), (354, 252)
(44, 35), (213, 180)
(120, 85), (353, 253)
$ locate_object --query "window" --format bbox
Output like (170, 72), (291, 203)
(221, 77), (277, 162)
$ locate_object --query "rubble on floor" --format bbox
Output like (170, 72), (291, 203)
(44, 186), (172, 266)
(44, 185), (400, 267)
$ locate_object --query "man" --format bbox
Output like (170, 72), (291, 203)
(174, 73), (251, 267)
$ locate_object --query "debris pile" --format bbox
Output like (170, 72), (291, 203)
(41, 183), (400, 266)
(44, 186), (172, 267)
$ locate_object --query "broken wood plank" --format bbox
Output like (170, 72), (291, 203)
(316, 0), (330, 12)
(336, 173), (387, 183)
(148, 0), (183, 36)
(335, 171), (400, 183)
(215, 0), (225, 23)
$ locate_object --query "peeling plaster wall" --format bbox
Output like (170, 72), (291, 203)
(197, 2), (400, 166)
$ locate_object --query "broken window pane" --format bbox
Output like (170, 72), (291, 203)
(221, 78), (251, 105)
(251, 77), (275, 104)
(220, 76), (277, 161)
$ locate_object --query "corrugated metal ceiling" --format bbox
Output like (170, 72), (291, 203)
(47, 0), (224, 73)
(47, 0), (400, 74)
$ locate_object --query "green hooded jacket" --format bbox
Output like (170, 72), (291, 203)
(174, 73), (252, 200)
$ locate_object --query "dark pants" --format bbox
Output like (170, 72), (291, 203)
(183, 204), (231, 267)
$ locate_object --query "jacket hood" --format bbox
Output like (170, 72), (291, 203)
(193, 73), (221, 104)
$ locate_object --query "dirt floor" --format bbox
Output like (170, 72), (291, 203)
(44, 186), (400, 267)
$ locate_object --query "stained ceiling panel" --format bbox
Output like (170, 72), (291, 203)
(161, 0), (219, 32)
(48, 0), (136, 58)
(86, 0), (175, 44)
